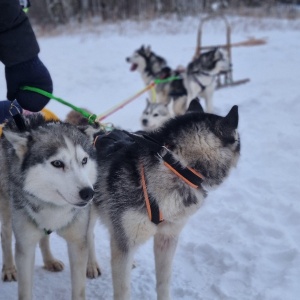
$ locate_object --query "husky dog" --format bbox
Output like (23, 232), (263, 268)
(0, 114), (99, 299)
(93, 99), (240, 300)
(140, 99), (173, 131)
(126, 45), (188, 116)
(184, 47), (231, 113)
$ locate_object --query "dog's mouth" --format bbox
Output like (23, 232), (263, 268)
(74, 201), (91, 208)
(130, 63), (138, 71)
(142, 123), (156, 130)
(56, 190), (92, 207)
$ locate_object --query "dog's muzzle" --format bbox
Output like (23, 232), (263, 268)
(79, 187), (95, 202)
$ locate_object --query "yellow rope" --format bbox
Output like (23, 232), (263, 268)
(151, 85), (157, 103)
(96, 82), (155, 122)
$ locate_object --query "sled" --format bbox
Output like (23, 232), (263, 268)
(193, 13), (264, 89)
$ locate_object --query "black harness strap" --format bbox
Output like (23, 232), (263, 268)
(192, 74), (207, 91)
(191, 71), (216, 92)
(123, 131), (205, 225)
(9, 102), (27, 132)
(140, 163), (164, 225)
(124, 131), (204, 188)
(162, 151), (204, 188)
(148, 196), (162, 225)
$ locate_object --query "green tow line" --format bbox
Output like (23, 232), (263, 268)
(21, 76), (181, 124)
(154, 76), (180, 84)
(21, 86), (97, 124)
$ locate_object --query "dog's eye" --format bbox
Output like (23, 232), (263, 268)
(51, 160), (64, 169)
(153, 114), (159, 117)
(82, 157), (88, 165)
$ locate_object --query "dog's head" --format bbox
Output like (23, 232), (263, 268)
(3, 115), (97, 208)
(190, 48), (231, 75)
(140, 98), (172, 131)
(213, 48), (231, 73)
(126, 45), (151, 72)
(153, 98), (240, 188)
(126, 45), (167, 75)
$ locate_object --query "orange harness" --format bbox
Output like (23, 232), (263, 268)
(140, 158), (205, 225)
(94, 130), (206, 226)
(140, 164), (164, 224)
(162, 162), (205, 189)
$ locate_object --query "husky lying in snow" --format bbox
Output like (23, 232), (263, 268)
(184, 47), (231, 113)
(93, 99), (240, 300)
(0, 114), (100, 299)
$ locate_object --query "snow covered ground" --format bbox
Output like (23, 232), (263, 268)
(1, 15), (300, 300)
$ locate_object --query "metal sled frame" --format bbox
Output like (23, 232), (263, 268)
(194, 13), (250, 89)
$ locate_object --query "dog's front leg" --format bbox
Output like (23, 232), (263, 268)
(14, 222), (41, 300)
(154, 233), (179, 300)
(67, 239), (88, 300)
(111, 237), (134, 300)
(204, 86), (214, 113)
(1, 203), (17, 281)
(86, 206), (101, 279)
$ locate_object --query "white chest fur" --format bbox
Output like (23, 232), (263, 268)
(27, 204), (78, 232)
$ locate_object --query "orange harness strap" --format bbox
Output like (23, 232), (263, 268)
(163, 162), (204, 189)
(123, 131), (205, 189)
(140, 164), (164, 225)
(140, 160), (205, 225)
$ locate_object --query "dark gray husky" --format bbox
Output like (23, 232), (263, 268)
(93, 99), (240, 300)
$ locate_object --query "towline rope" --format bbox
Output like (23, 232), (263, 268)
(96, 82), (155, 122)
(153, 76), (180, 84)
(21, 86), (97, 124)
(20, 76), (181, 124)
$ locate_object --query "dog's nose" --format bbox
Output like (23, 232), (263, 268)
(142, 119), (148, 126)
(126, 57), (130, 62)
(79, 187), (95, 201)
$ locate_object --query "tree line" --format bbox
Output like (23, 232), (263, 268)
(28, 0), (300, 25)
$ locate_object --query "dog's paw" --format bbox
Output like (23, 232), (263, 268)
(86, 261), (101, 279)
(43, 259), (65, 272)
(2, 266), (17, 282)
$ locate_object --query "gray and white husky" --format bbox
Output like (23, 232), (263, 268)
(140, 98), (173, 131)
(126, 45), (188, 116)
(93, 99), (240, 300)
(0, 114), (99, 300)
(184, 47), (231, 113)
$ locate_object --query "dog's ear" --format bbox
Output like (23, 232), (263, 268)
(3, 130), (30, 160)
(221, 105), (239, 129)
(214, 47), (228, 61)
(145, 45), (151, 56)
(213, 48), (219, 59)
(77, 125), (102, 144)
(186, 98), (204, 113)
